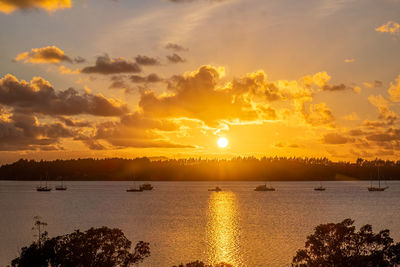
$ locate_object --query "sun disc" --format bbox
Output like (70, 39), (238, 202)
(218, 137), (229, 148)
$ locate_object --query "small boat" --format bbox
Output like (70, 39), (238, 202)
(314, 182), (326, 191)
(126, 188), (143, 192)
(36, 175), (52, 192)
(208, 186), (222, 192)
(55, 177), (67, 191)
(368, 167), (388, 192)
(314, 186), (326, 191)
(254, 184), (275, 191)
(36, 186), (52, 192)
(139, 183), (153, 191)
(127, 177), (143, 192)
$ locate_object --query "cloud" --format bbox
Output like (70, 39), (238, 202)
(0, 0), (71, 14)
(376, 21), (400, 35)
(93, 113), (194, 148)
(166, 53), (186, 63)
(0, 112), (72, 151)
(165, 43), (188, 52)
(322, 133), (349, 144)
(14, 46), (72, 64)
(368, 94), (397, 123)
(135, 55), (160, 66)
(302, 102), (335, 127)
(81, 55), (141, 75)
(322, 83), (350, 91)
(0, 74), (129, 116)
(138, 65), (278, 126)
(363, 80), (383, 88)
(73, 56), (86, 63)
(130, 73), (162, 83)
(58, 66), (79, 74)
(344, 58), (355, 63)
(388, 75), (400, 102)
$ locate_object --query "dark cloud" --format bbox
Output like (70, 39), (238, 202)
(74, 56), (86, 64)
(165, 43), (188, 52)
(0, 74), (129, 117)
(56, 116), (91, 127)
(0, 113), (72, 151)
(135, 55), (160, 66)
(322, 83), (350, 91)
(81, 55), (141, 75)
(130, 74), (162, 83)
(166, 53), (186, 63)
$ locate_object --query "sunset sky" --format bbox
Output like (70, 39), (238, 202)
(1, 0), (400, 163)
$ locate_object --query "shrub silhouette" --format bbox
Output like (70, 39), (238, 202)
(11, 226), (150, 267)
(292, 218), (400, 266)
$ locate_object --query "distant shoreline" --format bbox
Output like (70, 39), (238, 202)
(1, 158), (396, 182)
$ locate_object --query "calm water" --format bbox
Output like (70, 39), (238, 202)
(1, 181), (400, 267)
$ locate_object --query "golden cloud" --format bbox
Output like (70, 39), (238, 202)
(15, 46), (71, 64)
(0, 0), (71, 14)
(388, 75), (400, 102)
(376, 21), (400, 35)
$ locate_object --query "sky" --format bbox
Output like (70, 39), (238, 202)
(1, 0), (400, 163)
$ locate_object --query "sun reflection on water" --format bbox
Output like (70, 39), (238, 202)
(207, 191), (242, 266)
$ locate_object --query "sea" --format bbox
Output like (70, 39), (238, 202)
(1, 180), (399, 267)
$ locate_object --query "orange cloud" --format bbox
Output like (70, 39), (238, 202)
(15, 46), (71, 64)
(0, 0), (71, 14)
(388, 75), (400, 102)
(376, 21), (400, 35)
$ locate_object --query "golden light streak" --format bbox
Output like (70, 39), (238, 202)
(206, 191), (242, 266)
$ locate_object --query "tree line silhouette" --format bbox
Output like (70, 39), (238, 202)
(0, 157), (399, 181)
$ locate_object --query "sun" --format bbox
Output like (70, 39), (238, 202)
(217, 137), (229, 148)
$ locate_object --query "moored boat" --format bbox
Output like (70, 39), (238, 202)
(254, 184), (275, 191)
(208, 186), (222, 192)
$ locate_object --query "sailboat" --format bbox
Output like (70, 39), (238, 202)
(126, 176), (143, 192)
(36, 174), (52, 192)
(314, 182), (326, 191)
(254, 180), (275, 191)
(55, 177), (67, 191)
(368, 166), (388, 192)
(208, 186), (222, 192)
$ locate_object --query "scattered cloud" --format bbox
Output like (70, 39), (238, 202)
(363, 80), (382, 88)
(81, 55), (141, 75)
(0, 74), (129, 116)
(14, 46), (72, 64)
(130, 73), (162, 83)
(0, 0), (71, 14)
(135, 55), (160, 66)
(376, 21), (400, 35)
(344, 58), (355, 63)
(165, 43), (188, 52)
(166, 53), (186, 63)
(388, 75), (400, 102)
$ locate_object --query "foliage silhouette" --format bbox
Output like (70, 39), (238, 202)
(1, 157), (399, 181)
(11, 226), (150, 267)
(292, 218), (400, 266)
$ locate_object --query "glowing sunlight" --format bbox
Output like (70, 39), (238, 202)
(207, 191), (242, 266)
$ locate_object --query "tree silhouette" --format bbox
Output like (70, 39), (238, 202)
(11, 226), (150, 267)
(292, 218), (400, 266)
